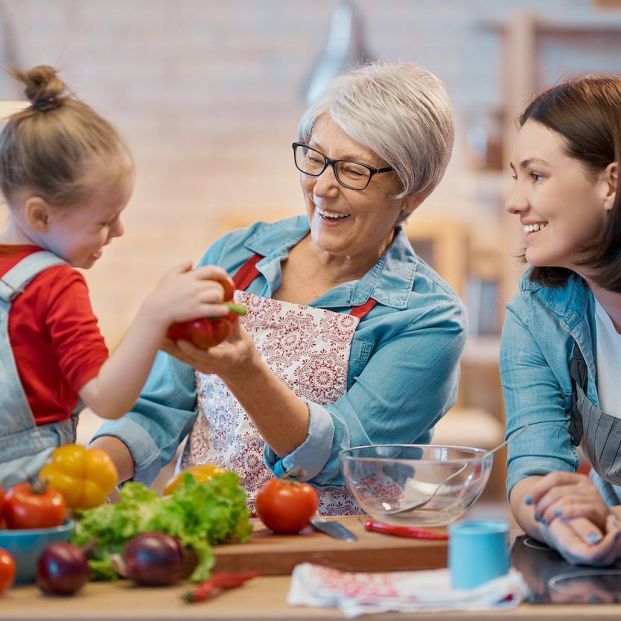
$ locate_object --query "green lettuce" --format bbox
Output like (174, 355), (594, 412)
(72, 472), (252, 582)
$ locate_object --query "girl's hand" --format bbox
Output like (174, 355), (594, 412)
(162, 319), (260, 380)
(544, 514), (621, 566)
(528, 471), (611, 533)
(141, 261), (231, 330)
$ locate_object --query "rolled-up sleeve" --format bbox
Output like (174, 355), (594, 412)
(500, 307), (579, 497)
(91, 351), (198, 485)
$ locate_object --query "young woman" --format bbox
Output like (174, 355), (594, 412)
(501, 75), (621, 565)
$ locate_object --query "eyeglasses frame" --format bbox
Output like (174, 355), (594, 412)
(292, 142), (394, 190)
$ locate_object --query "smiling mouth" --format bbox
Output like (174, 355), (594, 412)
(317, 207), (350, 222)
(523, 223), (547, 234)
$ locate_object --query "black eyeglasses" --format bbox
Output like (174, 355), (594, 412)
(292, 142), (394, 190)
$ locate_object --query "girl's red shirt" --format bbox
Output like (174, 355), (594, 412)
(0, 245), (109, 425)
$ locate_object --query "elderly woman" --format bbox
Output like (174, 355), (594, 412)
(92, 62), (466, 514)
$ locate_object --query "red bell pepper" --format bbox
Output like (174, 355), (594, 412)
(166, 274), (246, 350)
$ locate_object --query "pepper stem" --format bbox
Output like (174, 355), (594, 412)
(225, 302), (247, 316)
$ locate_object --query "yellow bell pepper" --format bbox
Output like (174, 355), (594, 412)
(39, 444), (118, 509)
(163, 464), (226, 495)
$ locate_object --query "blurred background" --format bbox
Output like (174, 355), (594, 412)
(1, 0), (620, 501)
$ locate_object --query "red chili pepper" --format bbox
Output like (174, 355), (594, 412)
(363, 520), (449, 540)
(183, 571), (259, 603)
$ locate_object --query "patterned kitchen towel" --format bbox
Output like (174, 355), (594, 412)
(288, 563), (529, 618)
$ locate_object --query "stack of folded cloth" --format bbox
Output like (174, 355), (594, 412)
(288, 563), (529, 618)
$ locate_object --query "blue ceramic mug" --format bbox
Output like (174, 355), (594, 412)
(449, 520), (510, 589)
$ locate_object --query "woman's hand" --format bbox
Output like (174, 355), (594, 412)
(529, 472), (610, 532)
(544, 514), (621, 566)
(162, 319), (260, 381)
(512, 473), (621, 566)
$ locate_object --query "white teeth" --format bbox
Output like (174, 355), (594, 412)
(318, 208), (349, 219)
(523, 223), (547, 234)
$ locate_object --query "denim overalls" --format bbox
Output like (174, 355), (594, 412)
(0, 251), (78, 487)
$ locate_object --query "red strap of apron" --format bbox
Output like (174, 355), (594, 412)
(350, 297), (378, 320)
(232, 253), (378, 320)
(232, 254), (263, 291)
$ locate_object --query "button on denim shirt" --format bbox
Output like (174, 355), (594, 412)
(501, 269), (621, 505)
(94, 216), (466, 487)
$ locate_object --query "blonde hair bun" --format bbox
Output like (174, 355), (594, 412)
(10, 65), (66, 112)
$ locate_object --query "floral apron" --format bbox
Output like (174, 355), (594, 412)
(180, 254), (376, 514)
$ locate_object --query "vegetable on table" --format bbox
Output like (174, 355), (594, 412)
(119, 532), (184, 586)
(166, 274), (247, 350)
(72, 471), (251, 583)
(163, 464), (226, 496)
(3, 481), (67, 529)
(255, 478), (319, 535)
(183, 571), (259, 603)
(0, 548), (16, 593)
(36, 542), (89, 596)
(39, 444), (118, 510)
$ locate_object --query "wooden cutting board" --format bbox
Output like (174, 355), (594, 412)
(212, 516), (447, 575)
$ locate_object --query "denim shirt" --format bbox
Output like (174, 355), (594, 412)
(94, 215), (466, 487)
(501, 269), (621, 505)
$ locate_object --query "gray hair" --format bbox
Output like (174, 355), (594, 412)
(297, 61), (454, 199)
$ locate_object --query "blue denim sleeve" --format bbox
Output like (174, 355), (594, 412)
(265, 301), (466, 486)
(91, 351), (198, 484)
(500, 307), (579, 497)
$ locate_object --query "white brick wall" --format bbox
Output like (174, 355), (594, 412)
(0, 0), (615, 344)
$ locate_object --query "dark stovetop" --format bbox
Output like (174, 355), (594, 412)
(511, 535), (621, 604)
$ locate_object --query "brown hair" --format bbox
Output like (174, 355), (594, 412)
(0, 65), (130, 208)
(519, 75), (621, 291)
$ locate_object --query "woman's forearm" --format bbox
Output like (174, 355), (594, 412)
(89, 435), (136, 483)
(223, 355), (310, 457)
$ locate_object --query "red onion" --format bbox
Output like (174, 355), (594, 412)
(122, 532), (184, 586)
(36, 542), (89, 596)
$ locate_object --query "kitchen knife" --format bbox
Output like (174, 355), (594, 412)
(311, 517), (357, 542)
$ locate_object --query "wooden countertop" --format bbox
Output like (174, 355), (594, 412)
(2, 577), (620, 621)
(1, 518), (618, 620)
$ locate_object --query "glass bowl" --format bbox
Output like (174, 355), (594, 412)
(340, 445), (493, 527)
(0, 521), (74, 584)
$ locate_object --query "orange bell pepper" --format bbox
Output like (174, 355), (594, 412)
(39, 444), (118, 510)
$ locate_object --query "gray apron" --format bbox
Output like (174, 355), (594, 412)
(0, 251), (77, 488)
(569, 343), (621, 490)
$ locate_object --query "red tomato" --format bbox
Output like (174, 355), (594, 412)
(0, 548), (16, 592)
(255, 479), (319, 534)
(166, 274), (240, 350)
(0, 486), (5, 514)
(3, 482), (67, 530)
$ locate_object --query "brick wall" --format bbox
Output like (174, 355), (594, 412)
(0, 0), (615, 344)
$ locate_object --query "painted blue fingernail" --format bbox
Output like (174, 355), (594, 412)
(553, 509), (563, 517)
(588, 533), (601, 544)
(542, 517), (548, 526)
(534, 514), (543, 523)
(615, 532), (620, 542)
(524, 495), (533, 505)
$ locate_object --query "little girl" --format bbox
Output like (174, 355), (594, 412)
(0, 65), (229, 487)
